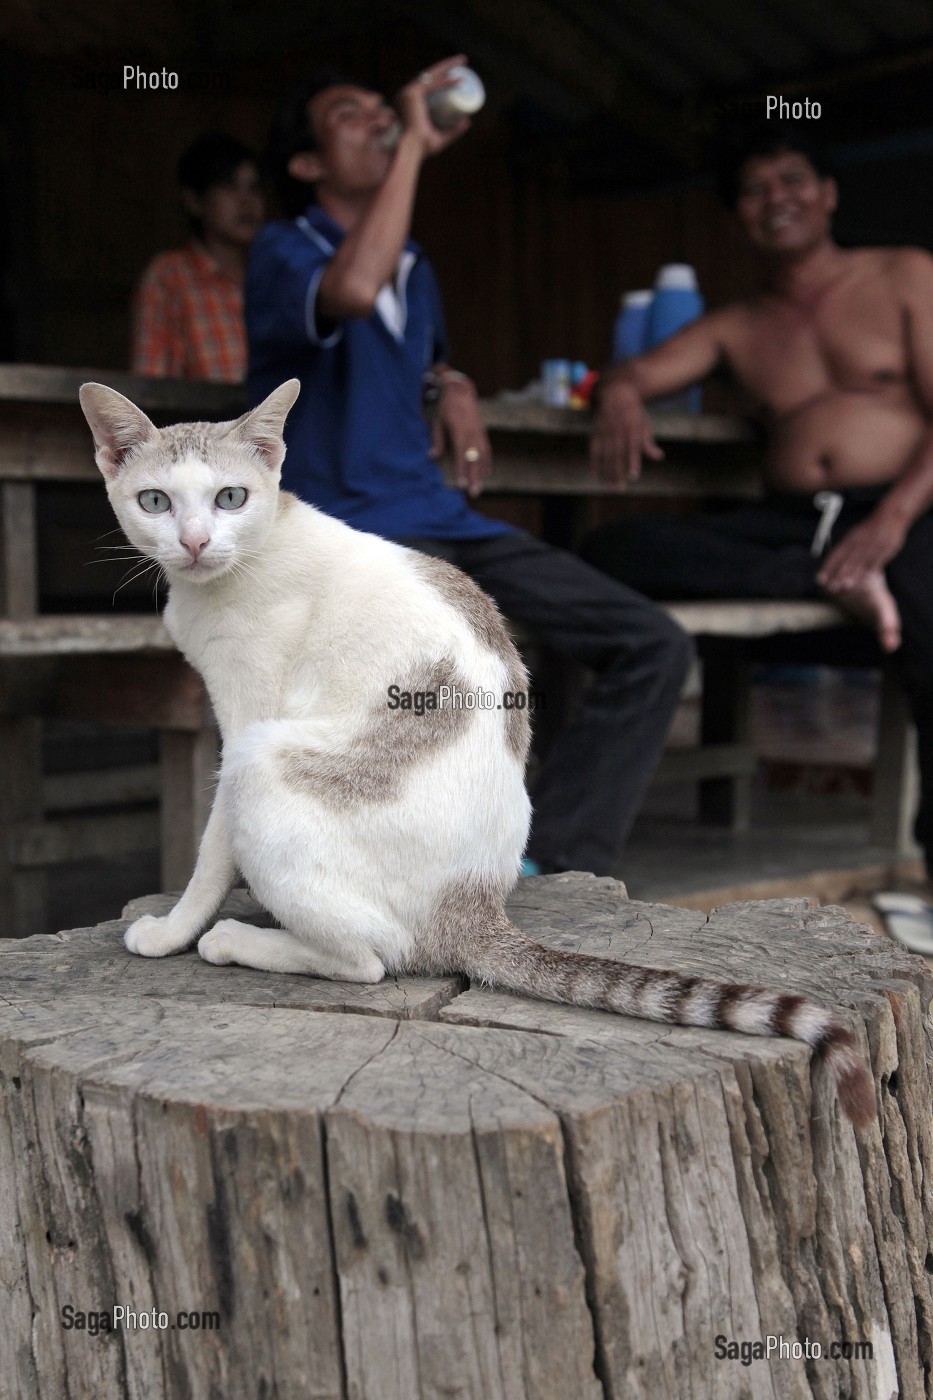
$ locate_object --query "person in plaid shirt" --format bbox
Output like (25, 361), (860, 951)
(132, 133), (265, 383)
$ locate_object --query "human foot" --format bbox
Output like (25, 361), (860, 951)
(872, 893), (933, 955)
(823, 569), (902, 652)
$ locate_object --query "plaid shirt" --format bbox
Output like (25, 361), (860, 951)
(131, 244), (246, 382)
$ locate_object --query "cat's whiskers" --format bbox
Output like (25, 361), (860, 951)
(229, 557), (262, 585)
(90, 542), (143, 559)
(224, 549), (265, 588)
(92, 526), (130, 545)
(111, 557), (162, 602)
(151, 563), (168, 610)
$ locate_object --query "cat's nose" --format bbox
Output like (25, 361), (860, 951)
(181, 533), (210, 561)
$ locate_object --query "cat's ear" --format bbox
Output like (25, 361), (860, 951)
(229, 379), (301, 472)
(79, 383), (159, 480)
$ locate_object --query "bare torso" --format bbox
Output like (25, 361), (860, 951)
(716, 248), (930, 492)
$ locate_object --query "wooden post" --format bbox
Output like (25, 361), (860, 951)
(1, 876), (930, 1397)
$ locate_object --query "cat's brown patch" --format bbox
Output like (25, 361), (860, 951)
(412, 554), (531, 763)
(412, 554), (512, 659)
(280, 657), (473, 808)
(415, 876), (512, 974)
(161, 424), (219, 463)
(502, 651), (532, 763)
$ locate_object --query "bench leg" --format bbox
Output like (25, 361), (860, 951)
(871, 668), (920, 858)
(0, 718), (48, 936)
(158, 727), (219, 892)
(698, 642), (753, 831)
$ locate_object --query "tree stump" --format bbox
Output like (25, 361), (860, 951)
(1, 873), (931, 1400)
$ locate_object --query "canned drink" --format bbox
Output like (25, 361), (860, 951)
(541, 359), (572, 407)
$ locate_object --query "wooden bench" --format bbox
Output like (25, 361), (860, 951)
(0, 615), (217, 937)
(2, 876), (929, 1397)
(654, 599), (918, 854)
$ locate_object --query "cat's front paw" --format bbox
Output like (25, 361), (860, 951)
(197, 924), (235, 965)
(124, 914), (193, 958)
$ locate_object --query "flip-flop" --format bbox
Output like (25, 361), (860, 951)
(872, 893), (933, 956)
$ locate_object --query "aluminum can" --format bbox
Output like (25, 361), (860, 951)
(541, 359), (571, 408)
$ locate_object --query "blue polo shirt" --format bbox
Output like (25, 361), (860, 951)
(245, 205), (509, 542)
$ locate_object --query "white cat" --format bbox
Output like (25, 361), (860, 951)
(79, 379), (874, 1127)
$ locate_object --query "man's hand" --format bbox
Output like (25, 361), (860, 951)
(591, 378), (665, 484)
(817, 507), (909, 592)
(396, 57), (471, 158)
(431, 377), (490, 497)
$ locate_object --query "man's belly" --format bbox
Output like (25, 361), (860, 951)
(765, 392), (927, 492)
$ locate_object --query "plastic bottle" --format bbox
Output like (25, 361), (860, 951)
(381, 67), (485, 149)
(612, 290), (653, 363)
(645, 264), (704, 413)
(426, 66), (486, 129)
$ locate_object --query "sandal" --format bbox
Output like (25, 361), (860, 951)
(872, 893), (933, 956)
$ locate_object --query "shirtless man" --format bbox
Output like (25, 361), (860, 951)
(583, 126), (933, 871)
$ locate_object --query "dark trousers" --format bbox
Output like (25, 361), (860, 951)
(398, 530), (694, 875)
(581, 493), (933, 872)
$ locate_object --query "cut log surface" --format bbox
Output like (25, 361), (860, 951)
(1, 873), (930, 1400)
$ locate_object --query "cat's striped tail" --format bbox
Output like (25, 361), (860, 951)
(463, 917), (876, 1128)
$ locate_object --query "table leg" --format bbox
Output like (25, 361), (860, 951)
(698, 641), (753, 831)
(1, 482), (38, 618)
(871, 667), (920, 858)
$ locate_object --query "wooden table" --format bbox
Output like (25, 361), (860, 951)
(1, 875), (930, 1398)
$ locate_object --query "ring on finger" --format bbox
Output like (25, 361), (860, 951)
(464, 447), (481, 462)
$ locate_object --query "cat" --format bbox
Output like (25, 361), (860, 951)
(79, 378), (875, 1127)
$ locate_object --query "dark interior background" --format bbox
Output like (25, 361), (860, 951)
(2, 0), (933, 392)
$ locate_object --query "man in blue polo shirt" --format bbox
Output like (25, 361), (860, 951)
(246, 59), (694, 876)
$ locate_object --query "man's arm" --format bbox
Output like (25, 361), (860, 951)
(428, 364), (491, 497)
(591, 313), (727, 482)
(318, 58), (469, 319)
(819, 249), (933, 591)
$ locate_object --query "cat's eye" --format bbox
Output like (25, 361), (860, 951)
(138, 489), (171, 514)
(216, 487), (247, 510)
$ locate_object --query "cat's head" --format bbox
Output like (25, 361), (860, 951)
(78, 379), (301, 584)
